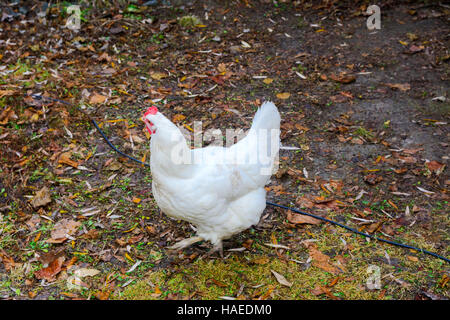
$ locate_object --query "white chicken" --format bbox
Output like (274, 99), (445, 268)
(144, 101), (280, 255)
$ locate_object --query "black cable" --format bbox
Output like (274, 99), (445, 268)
(266, 201), (450, 264)
(28, 94), (450, 264)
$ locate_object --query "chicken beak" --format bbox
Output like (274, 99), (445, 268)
(143, 106), (158, 135)
(144, 118), (156, 135)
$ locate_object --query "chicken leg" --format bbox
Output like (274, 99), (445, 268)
(167, 236), (204, 250)
(206, 240), (223, 258)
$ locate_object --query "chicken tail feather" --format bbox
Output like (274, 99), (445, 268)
(249, 101), (280, 133)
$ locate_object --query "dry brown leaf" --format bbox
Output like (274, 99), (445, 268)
(329, 73), (356, 84)
(311, 285), (327, 296)
(47, 219), (81, 243)
(89, 93), (107, 104)
(426, 161), (445, 175)
(25, 215), (41, 232)
(271, 270), (292, 287)
(294, 124), (309, 132)
(172, 114), (186, 122)
(30, 186), (52, 209)
(217, 63), (227, 73)
(58, 152), (79, 168)
(131, 197), (141, 204)
(397, 155), (417, 164)
(265, 185), (286, 196)
(287, 211), (321, 225)
(97, 52), (111, 62)
(402, 148), (423, 154)
(0, 90), (15, 98)
(150, 72), (167, 80)
(330, 95), (347, 103)
(95, 290), (111, 300)
(366, 221), (384, 234)
(82, 229), (101, 240)
(74, 268), (100, 278)
(304, 242), (340, 274)
(296, 196), (315, 209)
(351, 137), (364, 145)
(34, 256), (65, 282)
(0, 107), (16, 125)
(276, 92), (290, 100)
(311, 284), (340, 299)
(384, 83), (411, 91)
(0, 250), (16, 271)
(408, 45), (424, 53)
(364, 173), (383, 185)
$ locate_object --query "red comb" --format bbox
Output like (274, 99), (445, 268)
(144, 106), (158, 116)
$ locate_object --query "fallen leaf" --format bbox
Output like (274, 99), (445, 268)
(58, 152), (79, 168)
(384, 83), (410, 91)
(416, 186), (434, 195)
(287, 211), (321, 225)
(66, 269), (98, 291)
(210, 279), (228, 287)
(426, 161), (445, 175)
(0, 250), (16, 271)
(296, 196), (315, 209)
(98, 52), (111, 62)
(82, 229), (101, 240)
(217, 63), (227, 73)
(151, 286), (162, 297)
(35, 256), (65, 282)
(366, 221), (384, 234)
(402, 148), (423, 155)
(25, 215), (41, 232)
(364, 174), (383, 185)
(276, 92), (290, 100)
(172, 114), (186, 122)
(150, 72), (167, 80)
(263, 78), (273, 84)
(294, 124), (309, 132)
(271, 270), (292, 287)
(406, 33), (418, 41)
(397, 155), (417, 164)
(351, 137), (364, 145)
(89, 93), (107, 104)
(47, 219), (81, 243)
(265, 185), (286, 196)
(95, 290), (111, 300)
(30, 187), (52, 209)
(37, 248), (65, 266)
(74, 268), (100, 278)
(131, 197), (141, 204)
(329, 73), (356, 84)
(0, 90), (15, 98)
(0, 107), (16, 125)
(408, 45), (424, 53)
(304, 242), (339, 274)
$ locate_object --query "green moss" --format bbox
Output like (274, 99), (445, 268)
(113, 252), (377, 300)
(178, 15), (202, 28)
(113, 221), (449, 300)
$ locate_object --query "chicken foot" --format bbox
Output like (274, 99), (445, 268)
(206, 241), (223, 258)
(167, 236), (204, 250)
